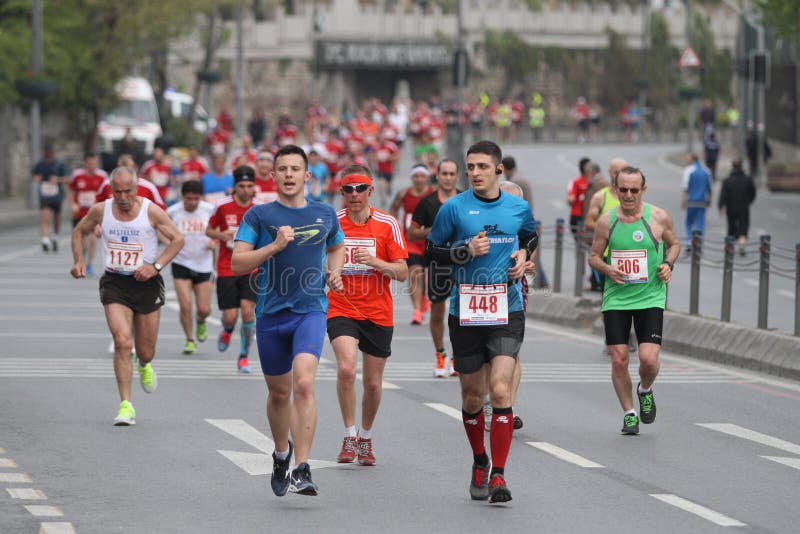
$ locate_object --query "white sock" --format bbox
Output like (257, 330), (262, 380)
(358, 427), (372, 440)
(274, 448), (290, 461)
(344, 425), (357, 438)
(625, 409), (637, 416)
(638, 384), (651, 394)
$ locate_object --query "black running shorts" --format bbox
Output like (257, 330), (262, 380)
(448, 311), (524, 374)
(327, 316), (394, 358)
(171, 263), (213, 285)
(407, 253), (425, 268)
(603, 307), (664, 346)
(99, 271), (165, 314)
(216, 275), (257, 310)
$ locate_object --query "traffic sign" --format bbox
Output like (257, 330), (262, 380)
(679, 46), (701, 68)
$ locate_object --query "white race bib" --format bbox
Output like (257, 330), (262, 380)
(611, 249), (648, 283)
(77, 191), (96, 207)
(107, 241), (144, 273)
(343, 237), (377, 275)
(459, 284), (508, 326)
(39, 182), (59, 196)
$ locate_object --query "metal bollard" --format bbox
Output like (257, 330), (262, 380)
(574, 228), (585, 297)
(721, 236), (734, 322)
(758, 235), (770, 329)
(795, 243), (799, 337)
(554, 218), (564, 293)
(689, 230), (702, 315)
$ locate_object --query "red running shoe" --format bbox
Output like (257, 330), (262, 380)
(217, 329), (232, 352)
(469, 461), (490, 500)
(337, 436), (357, 463)
(488, 473), (512, 503)
(410, 309), (424, 325)
(357, 437), (376, 466)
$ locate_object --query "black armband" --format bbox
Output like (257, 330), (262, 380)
(519, 232), (539, 260)
(424, 240), (471, 266)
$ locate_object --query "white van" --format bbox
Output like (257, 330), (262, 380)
(163, 88), (216, 134)
(97, 77), (162, 168)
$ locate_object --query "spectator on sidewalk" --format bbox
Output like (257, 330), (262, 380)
(718, 160), (756, 256)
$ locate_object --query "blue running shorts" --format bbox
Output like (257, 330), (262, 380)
(256, 311), (326, 376)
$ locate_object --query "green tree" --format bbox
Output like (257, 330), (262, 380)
(755, 0), (800, 143)
(691, 11), (733, 103)
(646, 10), (679, 111)
(598, 28), (637, 111)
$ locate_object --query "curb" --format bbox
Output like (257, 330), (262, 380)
(527, 292), (800, 381)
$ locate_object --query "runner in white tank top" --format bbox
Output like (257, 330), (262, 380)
(70, 167), (185, 426)
(167, 179), (215, 354)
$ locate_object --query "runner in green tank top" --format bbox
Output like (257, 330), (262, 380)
(588, 166), (681, 436)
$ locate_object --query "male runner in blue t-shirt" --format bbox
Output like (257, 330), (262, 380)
(232, 144), (345, 498)
(427, 140), (537, 504)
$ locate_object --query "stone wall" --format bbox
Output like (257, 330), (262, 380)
(0, 105), (85, 199)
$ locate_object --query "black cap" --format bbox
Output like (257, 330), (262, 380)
(233, 165), (256, 183)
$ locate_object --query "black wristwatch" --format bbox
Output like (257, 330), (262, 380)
(662, 260), (674, 271)
(153, 262), (163, 272)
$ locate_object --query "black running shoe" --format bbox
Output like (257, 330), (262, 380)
(289, 462), (318, 496)
(270, 441), (293, 497)
(638, 385), (657, 424)
(488, 473), (512, 503)
(469, 461), (490, 500)
(51, 239), (58, 252)
(621, 413), (640, 435)
(513, 416), (523, 430)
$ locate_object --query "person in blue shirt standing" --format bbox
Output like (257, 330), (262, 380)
(681, 153), (713, 252)
(306, 149), (329, 201)
(232, 144), (345, 498)
(426, 140), (537, 504)
(201, 153), (234, 205)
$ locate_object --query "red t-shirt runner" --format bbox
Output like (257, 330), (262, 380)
(69, 168), (108, 219)
(140, 160), (173, 201)
(208, 196), (256, 277)
(401, 186), (433, 256)
(327, 207), (407, 326)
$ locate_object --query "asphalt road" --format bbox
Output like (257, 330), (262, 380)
(1, 216), (799, 533)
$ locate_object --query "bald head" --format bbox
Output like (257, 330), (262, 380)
(500, 181), (524, 198)
(609, 158), (627, 187)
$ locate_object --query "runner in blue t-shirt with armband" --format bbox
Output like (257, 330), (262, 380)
(232, 144), (345, 498)
(426, 140), (537, 504)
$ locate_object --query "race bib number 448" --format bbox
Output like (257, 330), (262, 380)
(459, 284), (508, 326)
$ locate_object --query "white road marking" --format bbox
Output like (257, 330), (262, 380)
(777, 289), (794, 299)
(650, 494), (747, 527)
(424, 402), (462, 421)
(206, 419), (274, 454)
(0, 246), (40, 264)
(0, 458), (19, 468)
(25, 505), (63, 517)
(526, 319), (800, 395)
(656, 154), (684, 173)
(38, 522), (77, 534)
(0, 472), (32, 483)
(761, 456), (800, 470)
(206, 419), (339, 473)
(7, 488), (47, 499)
(697, 423), (800, 455)
(526, 442), (604, 468)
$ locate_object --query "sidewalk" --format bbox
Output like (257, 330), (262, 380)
(0, 195), (40, 230)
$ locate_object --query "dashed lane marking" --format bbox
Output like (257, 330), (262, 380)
(697, 423), (800, 455)
(0, 472), (32, 483)
(7, 488), (47, 500)
(38, 522), (77, 534)
(424, 402), (462, 421)
(760, 456), (800, 470)
(0, 458), (19, 468)
(526, 442), (604, 468)
(650, 494), (747, 527)
(24, 505), (63, 517)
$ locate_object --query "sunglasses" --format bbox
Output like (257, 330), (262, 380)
(617, 187), (641, 194)
(342, 184), (370, 193)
